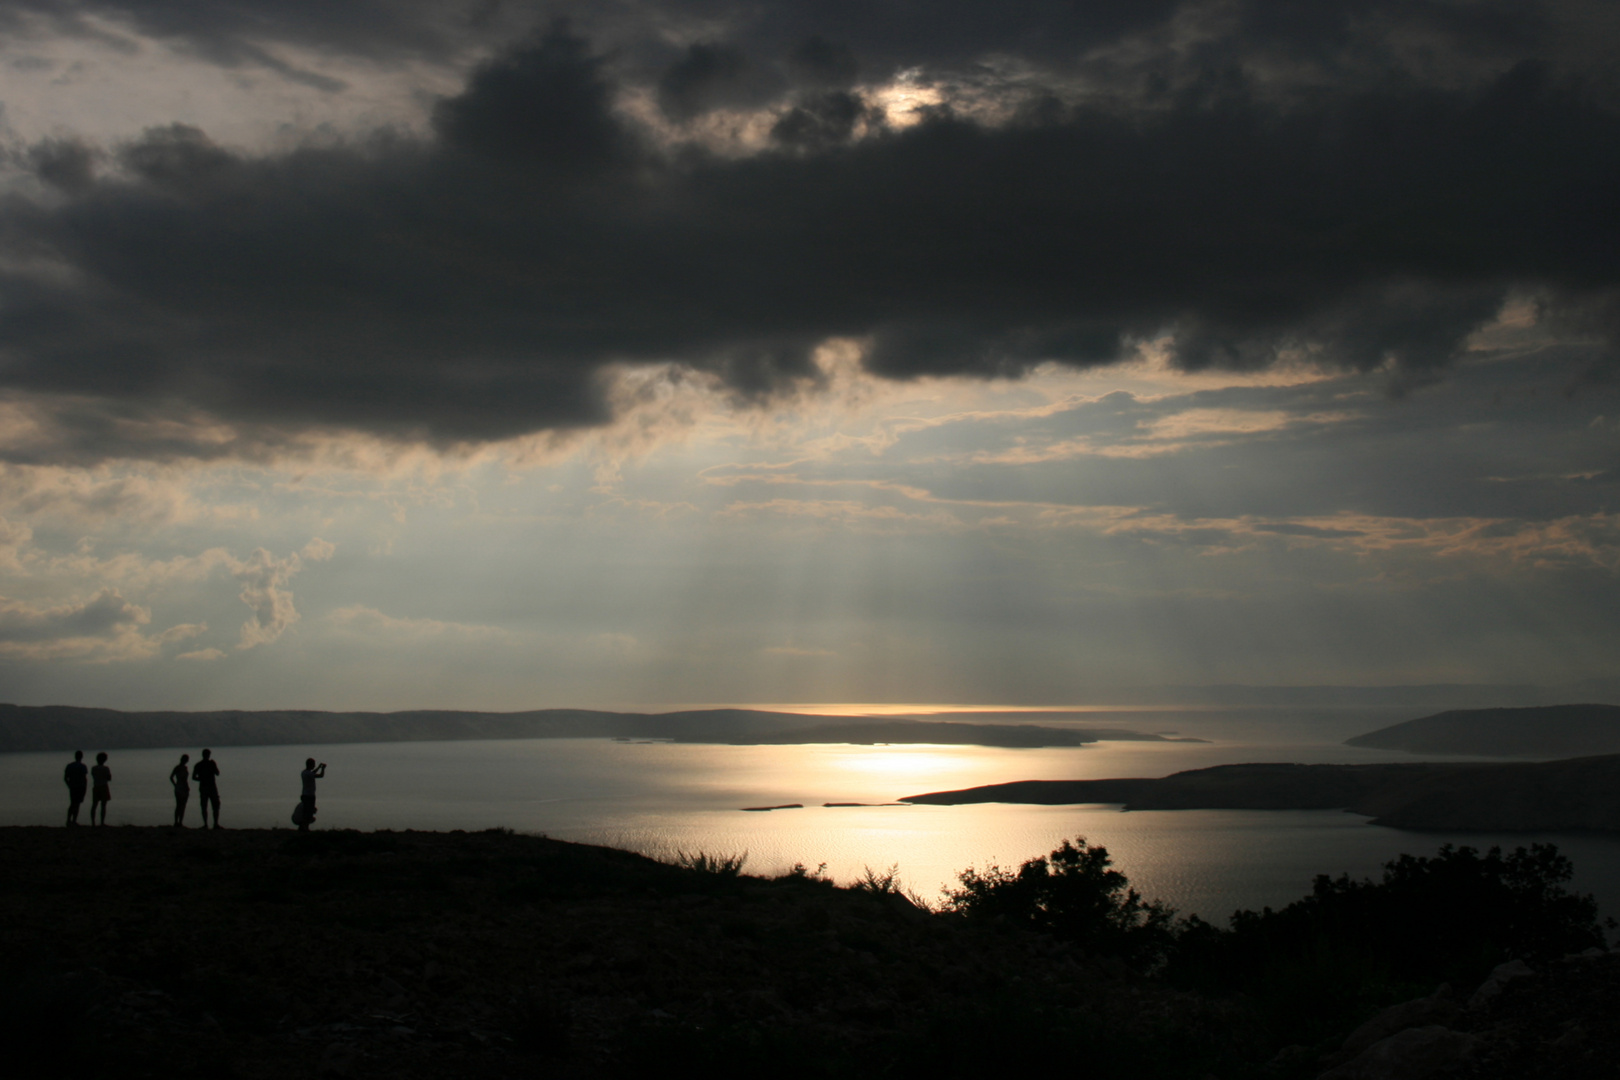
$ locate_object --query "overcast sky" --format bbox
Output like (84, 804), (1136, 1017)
(0, 0), (1617, 711)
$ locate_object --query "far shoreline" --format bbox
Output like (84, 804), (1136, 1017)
(902, 755), (1620, 833)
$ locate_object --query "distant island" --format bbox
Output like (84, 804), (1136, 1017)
(0, 703), (1197, 754)
(903, 754), (1620, 831)
(1345, 703), (1620, 757)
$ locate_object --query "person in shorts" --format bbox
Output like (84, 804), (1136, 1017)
(90, 752), (112, 826)
(63, 751), (88, 826)
(192, 748), (221, 829)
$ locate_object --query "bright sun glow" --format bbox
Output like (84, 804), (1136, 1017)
(829, 747), (968, 779)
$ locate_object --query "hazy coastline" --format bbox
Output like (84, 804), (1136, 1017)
(0, 703), (1199, 753)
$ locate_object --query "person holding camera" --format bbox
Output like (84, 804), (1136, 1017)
(296, 758), (326, 831)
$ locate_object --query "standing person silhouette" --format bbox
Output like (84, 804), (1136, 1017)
(169, 753), (191, 827)
(297, 758), (326, 831)
(89, 753), (111, 826)
(63, 751), (88, 826)
(192, 749), (221, 829)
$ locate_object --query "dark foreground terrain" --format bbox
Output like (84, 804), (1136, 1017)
(2, 827), (1616, 1079)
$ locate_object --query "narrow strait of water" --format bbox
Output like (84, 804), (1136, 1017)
(5, 717), (1618, 922)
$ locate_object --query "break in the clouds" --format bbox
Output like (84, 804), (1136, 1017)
(0, 1), (1616, 458)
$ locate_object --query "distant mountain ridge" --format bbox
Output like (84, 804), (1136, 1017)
(0, 703), (1185, 753)
(1345, 703), (1620, 757)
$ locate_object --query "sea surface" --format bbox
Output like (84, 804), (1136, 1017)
(6, 707), (1619, 922)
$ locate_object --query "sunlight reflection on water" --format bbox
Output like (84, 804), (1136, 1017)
(4, 735), (1618, 920)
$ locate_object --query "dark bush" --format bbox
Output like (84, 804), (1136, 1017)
(1164, 843), (1608, 1042)
(943, 837), (1177, 966)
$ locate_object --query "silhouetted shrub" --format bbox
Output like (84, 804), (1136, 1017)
(943, 837), (1177, 966)
(1164, 843), (1608, 1042)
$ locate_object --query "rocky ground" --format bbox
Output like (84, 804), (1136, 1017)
(1292, 951), (1620, 1079)
(3, 826), (1614, 1079)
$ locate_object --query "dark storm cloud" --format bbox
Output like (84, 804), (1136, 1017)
(656, 43), (763, 121)
(433, 27), (636, 169)
(0, 5), (1618, 460)
(769, 89), (876, 148)
(785, 37), (859, 91)
(25, 136), (96, 192)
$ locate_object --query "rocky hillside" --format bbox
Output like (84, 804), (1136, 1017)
(1309, 951), (1620, 1080)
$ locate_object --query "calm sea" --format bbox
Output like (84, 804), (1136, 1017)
(6, 709), (1618, 922)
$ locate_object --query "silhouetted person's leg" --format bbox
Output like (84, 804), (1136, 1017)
(192, 750), (220, 828)
(201, 788), (220, 828)
(64, 752), (89, 826)
(90, 755), (110, 825)
(174, 788), (189, 827)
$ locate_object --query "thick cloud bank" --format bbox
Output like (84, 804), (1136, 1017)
(1, 1), (1618, 461)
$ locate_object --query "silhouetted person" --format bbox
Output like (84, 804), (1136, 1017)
(90, 752), (111, 826)
(297, 758), (326, 831)
(64, 751), (88, 826)
(192, 748), (221, 829)
(169, 753), (191, 827)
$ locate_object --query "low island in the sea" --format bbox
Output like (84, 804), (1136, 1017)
(902, 703), (1620, 831)
(902, 753), (1620, 832)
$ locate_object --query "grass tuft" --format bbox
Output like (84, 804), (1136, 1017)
(671, 849), (749, 876)
(853, 863), (902, 895)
